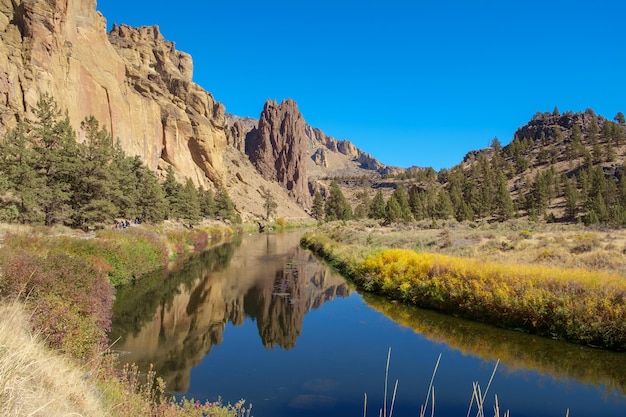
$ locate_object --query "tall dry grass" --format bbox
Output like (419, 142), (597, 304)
(0, 301), (106, 416)
(302, 224), (626, 350)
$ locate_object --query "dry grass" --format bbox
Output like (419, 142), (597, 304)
(311, 219), (626, 277)
(0, 301), (106, 416)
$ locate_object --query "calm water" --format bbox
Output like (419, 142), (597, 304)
(111, 232), (626, 417)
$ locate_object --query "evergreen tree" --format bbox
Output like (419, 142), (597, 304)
(30, 94), (77, 225)
(369, 189), (386, 219)
(0, 122), (41, 223)
(325, 181), (352, 221)
(494, 171), (514, 220)
(70, 116), (117, 228)
(133, 163), (167, 223)
(614, 111), (625, 124)
(179, 178), (201, 222)
(215, 187), (239, 223)
(199, 187), (217, 218)
(391, 184), (412, 222)
(433, 190), (454, 220)
(163, 165), (185, 218)
(384, 195), (402, 223)
(311, 191), (324, 220)
(408, 186), (426, 220)
(564, 176), (579, 220)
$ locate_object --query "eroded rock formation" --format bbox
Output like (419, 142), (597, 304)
(0, 0), (226, 186)
(246, 99), (311, 206)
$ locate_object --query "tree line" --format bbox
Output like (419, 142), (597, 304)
(313, 109), (626, 226)
(0, 94), (239, 228)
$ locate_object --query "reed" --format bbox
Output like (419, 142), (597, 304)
(364, 351), (519, 417)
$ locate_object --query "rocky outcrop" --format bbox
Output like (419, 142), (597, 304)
(304, 124), (386, 175)
(246, 99), (310, 206)
(225, 113), (256, 153)
(311, 148), (329, 168)
(0, 0), (226, 186)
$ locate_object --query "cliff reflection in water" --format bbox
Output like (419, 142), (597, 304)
(111, 232), (351, 392)
(363, 293), (626, 396)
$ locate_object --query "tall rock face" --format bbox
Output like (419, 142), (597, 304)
(246, 99), (311, 206)
(0, 0), (226, 186)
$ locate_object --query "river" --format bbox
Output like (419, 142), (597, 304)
(110, 231), (626, 417)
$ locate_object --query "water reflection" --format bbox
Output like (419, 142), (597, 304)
(362, 293), (626, 396)
(110, 232), (351, 391)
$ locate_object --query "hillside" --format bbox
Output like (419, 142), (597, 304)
(327, 108), (626, 225)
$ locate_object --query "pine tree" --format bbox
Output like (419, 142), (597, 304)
(325, 181), (352, 221)
(312, 191), (324, 220)
(179, 178), (201, 222)
(0, 122), (41, 223)
(199, 187), (217, 219)
(215, 187), (238, 223)
(134, 163), (167, 223)
(163, 165), (185, 219)
(564, 176), (579, 220)
(433, 190), (454, 220)
(391, 184), (412, 222)
(385, 195), (402, 223)
(495, 172), (514, 220)
(369, 189), (386, 219)
(28, 94), (78, 225)
(70, 116), (117, 228)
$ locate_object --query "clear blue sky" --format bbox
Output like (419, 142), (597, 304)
(97, 1), (625, 170)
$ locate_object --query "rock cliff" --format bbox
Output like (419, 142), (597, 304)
(0, 0), (226, 186)
(0, 0), (391, 219)
(246, 99), (311, 206)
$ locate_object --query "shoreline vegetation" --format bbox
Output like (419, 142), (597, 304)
(0, 220), (255, 417)
(301, 219), (626, 351)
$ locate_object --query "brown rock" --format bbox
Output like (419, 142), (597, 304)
(246, 99), (311, 206)
(0, 0), (226, 187)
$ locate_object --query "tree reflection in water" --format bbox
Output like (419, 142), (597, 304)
(111, 232), (351, 391)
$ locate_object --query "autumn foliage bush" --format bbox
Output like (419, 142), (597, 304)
(0, 236), (114, 359)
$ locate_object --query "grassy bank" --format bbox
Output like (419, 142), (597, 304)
(301, 220), (626, 350)
(0, 221), (250, 417)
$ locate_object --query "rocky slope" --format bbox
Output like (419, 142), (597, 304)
(0, 0), (392, 221)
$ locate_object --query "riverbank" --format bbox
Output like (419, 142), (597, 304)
(0, 220), (251, 416)
(301, 219), (626, 350)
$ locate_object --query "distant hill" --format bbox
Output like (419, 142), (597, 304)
(336, 108), (626, 225)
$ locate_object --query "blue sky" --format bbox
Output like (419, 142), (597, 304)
(97, 1), (625, 170)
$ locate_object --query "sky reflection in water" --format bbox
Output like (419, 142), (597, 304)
(112, 233), (626, 417)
